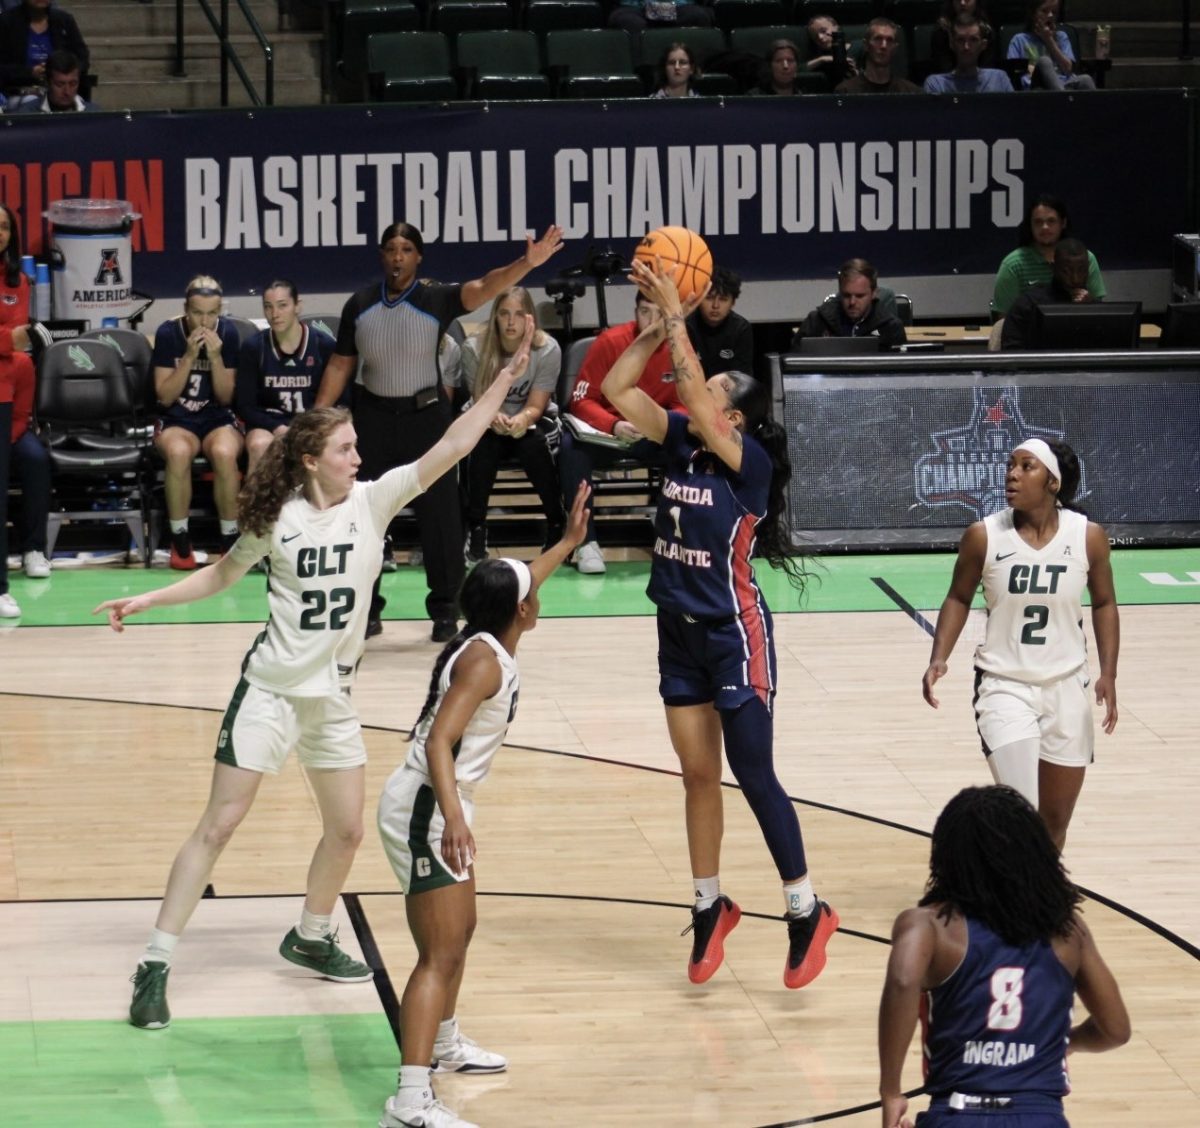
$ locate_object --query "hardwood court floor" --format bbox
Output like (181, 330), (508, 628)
(0, 553), (1197, 1126)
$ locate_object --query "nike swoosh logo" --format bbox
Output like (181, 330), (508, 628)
(282, 533), (301, 543)
(996, 551), (1017, 561)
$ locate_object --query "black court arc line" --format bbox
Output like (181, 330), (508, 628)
(871, 576), (936, 637)
(342, 886), (907, 1127)
(3, 689), (1196, 961)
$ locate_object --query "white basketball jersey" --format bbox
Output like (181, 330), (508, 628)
(974, 508), (1090, 684)
(230, 463), (423, 696)
(406, 632), (519, 787)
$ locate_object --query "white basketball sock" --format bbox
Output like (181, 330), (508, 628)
(298, 909), (332, 941)
(783, 877), (815, 918)
(436, 1017), (459, 1045)
(693, 875), (720, 911)
(396, 1064), (432, 1105)
(143, 928), (179, 966)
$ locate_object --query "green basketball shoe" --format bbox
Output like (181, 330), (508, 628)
(279, 926), (373, 982)
(129, 961), (171, 1029)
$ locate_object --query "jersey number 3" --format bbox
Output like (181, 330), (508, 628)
(300, 587), (355, 630)
(987, 967), (1025, 1030)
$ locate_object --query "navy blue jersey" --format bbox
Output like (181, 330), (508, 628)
(921, 916), (1073, 1099)
(151, 316), (240, 424)
(235, 324), (336, 432)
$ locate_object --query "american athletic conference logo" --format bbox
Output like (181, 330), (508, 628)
(913, 387), (1084, 520)
(94, 247), (124, 286)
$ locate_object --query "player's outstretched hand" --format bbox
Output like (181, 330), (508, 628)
(561, 482), (592, 553)
(921, 661), (947, 708)
(524, 225), (565, 269)
(93, 594), (154, 633)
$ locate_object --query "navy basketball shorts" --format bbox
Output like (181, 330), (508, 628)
(916, 1092), (1067, 1126)
(657, 606), (777, 713)
(156, 410), (242, 441)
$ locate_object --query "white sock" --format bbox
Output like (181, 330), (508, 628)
(219, 519), (239, 537)
(436, 1016), (458, 1045)
(783, 877), (815, 918)
(298, 909), (332, 942)
(143, 928), (179, 966)
(396, 1065), (432, 1105)
(169, 519), (188, 536)
(693, 875), (720, 912)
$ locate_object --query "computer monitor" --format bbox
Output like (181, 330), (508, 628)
(796, 335), (881, 356)
(1159, 302), (1200, 349)
(1031, 301), (1142, 351)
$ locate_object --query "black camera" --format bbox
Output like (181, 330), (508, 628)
(544, 274), (587, 302)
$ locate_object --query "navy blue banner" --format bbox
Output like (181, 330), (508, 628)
(0, 92), (1188, 300)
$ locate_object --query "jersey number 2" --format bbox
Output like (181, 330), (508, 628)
(1020, 605), (1049, 646)
(300, 587), (355, 630)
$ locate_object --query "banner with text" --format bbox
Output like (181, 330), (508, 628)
(1, 92), (1187, 302)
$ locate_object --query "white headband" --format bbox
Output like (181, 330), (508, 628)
(497, 557), (532, 601)
(1013, 439), (1061, 484)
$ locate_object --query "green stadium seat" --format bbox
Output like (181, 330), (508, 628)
(456, 29), (551, 97)
(366, 30), (457, 101)
(544, 29), (643, 97)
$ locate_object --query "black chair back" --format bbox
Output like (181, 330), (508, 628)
(37, 340), (134, 425)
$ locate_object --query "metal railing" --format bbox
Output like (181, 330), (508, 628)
(174, 0), (275, 106)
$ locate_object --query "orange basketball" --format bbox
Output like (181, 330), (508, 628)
(632, 226), (713, 302)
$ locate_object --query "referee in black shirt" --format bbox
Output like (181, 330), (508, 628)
(315, 221), (564, 642)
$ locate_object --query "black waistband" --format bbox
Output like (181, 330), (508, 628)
(357, 385), (439, 415)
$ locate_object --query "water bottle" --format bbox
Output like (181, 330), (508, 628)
(21, 255), (36, 317)
(35, 262), (52, 323)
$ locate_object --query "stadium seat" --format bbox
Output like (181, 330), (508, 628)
(635, 26), (727, 71)
(366, 30), (457, 101)
(300, 313), (342, 342)
(885, 0), (940, 27)
(223, 316), (261, 348)
(711, 0), (788, 32)
(35, 339), (154, 566)
(543, 29), (642, 97)
(337, 0), (420, 101)
(795, 0), (875, 23)
(523, 0), (603, 35)
(456, 30), (551, 98)
(730, 24), (808, 60)
(433, 0), (512, 37)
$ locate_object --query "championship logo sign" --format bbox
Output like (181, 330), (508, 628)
(914, 387), (1083, 520)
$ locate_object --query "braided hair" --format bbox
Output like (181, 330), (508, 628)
(725, 371), (812, 595)
(409, 559), (523, 736)
(920, 785), (1082, 947)
(238, 407), (352, 536)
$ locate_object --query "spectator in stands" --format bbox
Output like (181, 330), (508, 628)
(1007, 0), (1095, 91)
(152, 275), (245, 570)
(836, 18), (920, 93)
(931, 0), (998, 73)
(314, 221), (564, 642)
(750, 39), (808, 96)
(560, 290), (682, 575)
(993, 192), (1105, 316)
(0, 201), (48, 616)
(792, 259), (907, 350)
(649, 42), (701, 99)
(804, 14), (856, 91)
(236, 281), (336, 479)
(923, 14), (1011, 92)
(1000, 238), (1093, 350)
(8, 49), (95, 111)
(0, 0), (89, 95)
(686, 266), (754, 379)
(608, 0), (712, 34)
(449, 285), (566, 563)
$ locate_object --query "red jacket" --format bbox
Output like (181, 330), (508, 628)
(567, 320), (682, 434)
(0, 273), (34, 442)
